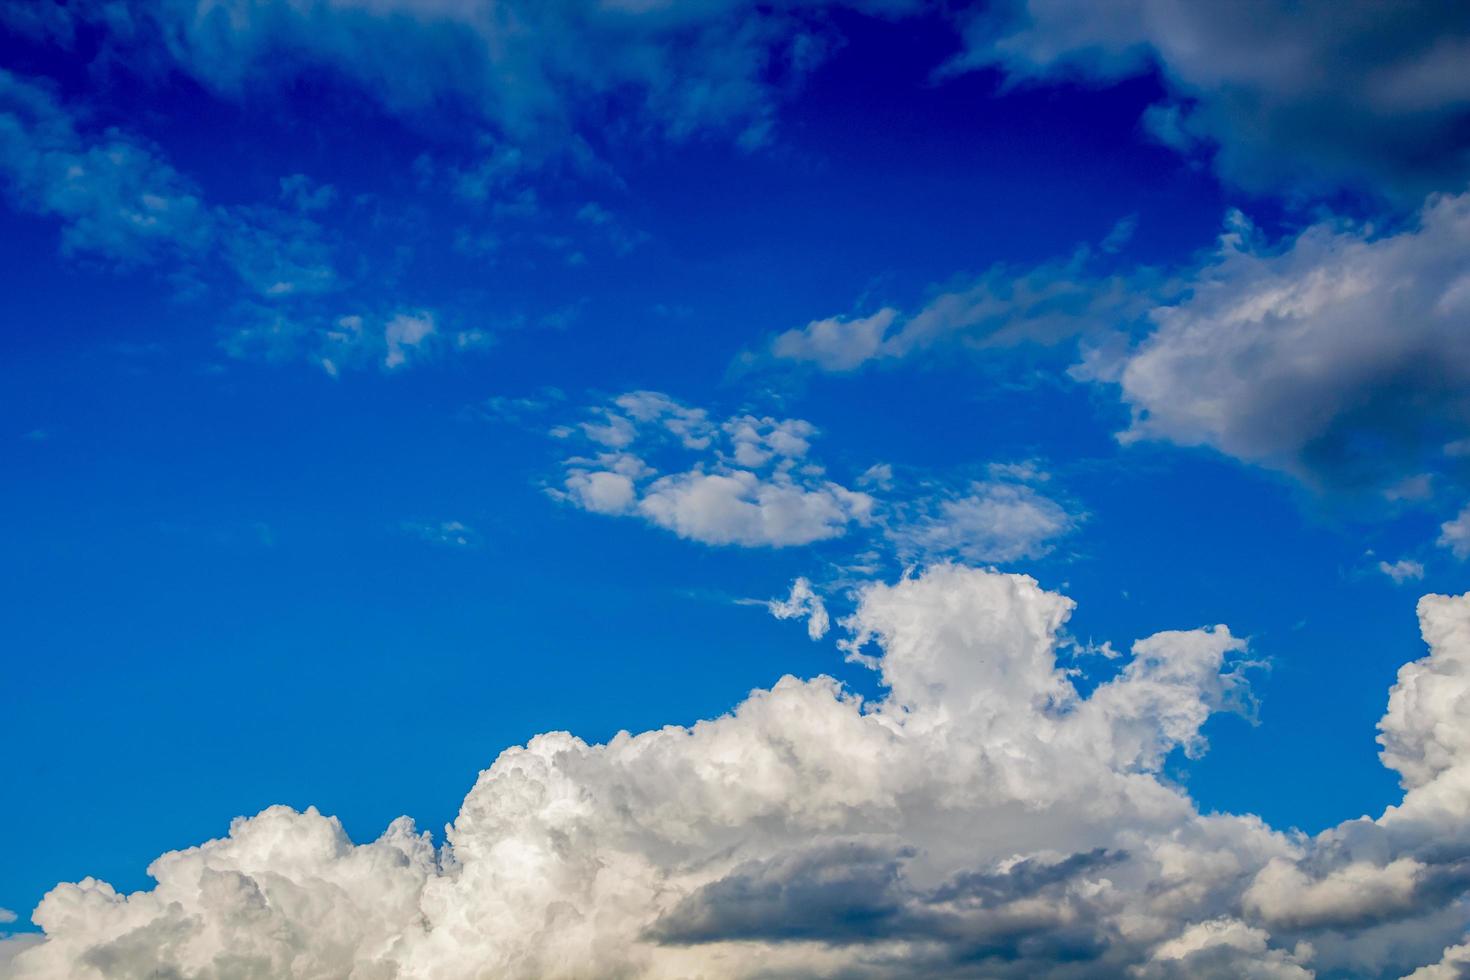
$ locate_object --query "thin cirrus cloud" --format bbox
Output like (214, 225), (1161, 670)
(38, 0), (921, 149)
(8, 566), (1470, 976)
(769, 241), (1162, 373)
(550, 391), (1078, 561)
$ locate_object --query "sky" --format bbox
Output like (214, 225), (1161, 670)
(2, 1), (1470, 977)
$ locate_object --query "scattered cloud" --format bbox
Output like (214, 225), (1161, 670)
(952, 0), (1470, 197)
(223, 308), (483, 375)
(554, 392), (875, 548)
(552, 392), (1081, 559)
(1439, 505), (1470, 559)
(1380, 559), (1427, 584)
(768, 240), (1166, 373)
(886, 480), (1078, 565)
(0, 68), (209, 265)
(401, 520), (481, 549)
(766, 576), (829, 640)
(10, 568), (1470, 977)
(0, 69), (341, 295)
(787, 191), (1470, 509)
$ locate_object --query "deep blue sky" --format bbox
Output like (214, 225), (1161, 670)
(2, 1), (1466, 939)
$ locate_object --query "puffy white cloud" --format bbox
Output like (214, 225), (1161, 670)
(554, 394), (1081, 556)
(554, 393), (874, 548)
(8, 567), (1470, 977)
(953, 0), (1470, 196)
(637, 469), (872, 547)
(1101, 192), (1470, 492)
(1405, 940), (1470, 979)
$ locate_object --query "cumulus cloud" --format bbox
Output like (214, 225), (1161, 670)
(553, 393), (1079, 558)
(554, 392), (875, 547)
(1097, 192), (1470, 493)
(953, 0), (1470, 197)
(10, 567), (1470, 977)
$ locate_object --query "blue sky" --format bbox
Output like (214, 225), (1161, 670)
(3, 2), (1470, 977)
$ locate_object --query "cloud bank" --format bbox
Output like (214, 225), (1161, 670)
(7, 566), (1470, 978)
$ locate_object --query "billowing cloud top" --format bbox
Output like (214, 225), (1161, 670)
(7, 566), (1470, 978)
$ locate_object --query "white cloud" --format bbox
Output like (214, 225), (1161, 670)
(1101, 193), (1470, 492)
(1439, 505), (1470, 559)
(554, 393), (874, 548)
(1380, 559), (1427, 584)
(0, 911), (14, 925)
(1406, 940), (1470, 980)
(887, 480), (1078, 564)
(555, 394), (1081, 559)
(224, 308), (469, 375)
(767, 577), (829, 640)
(952, 0), (1470, 197)
(637, 469), (872, 547)
(383, 312), (437, 370)
(12, 568), (1470, 977)
(771, 308), (895, 372)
